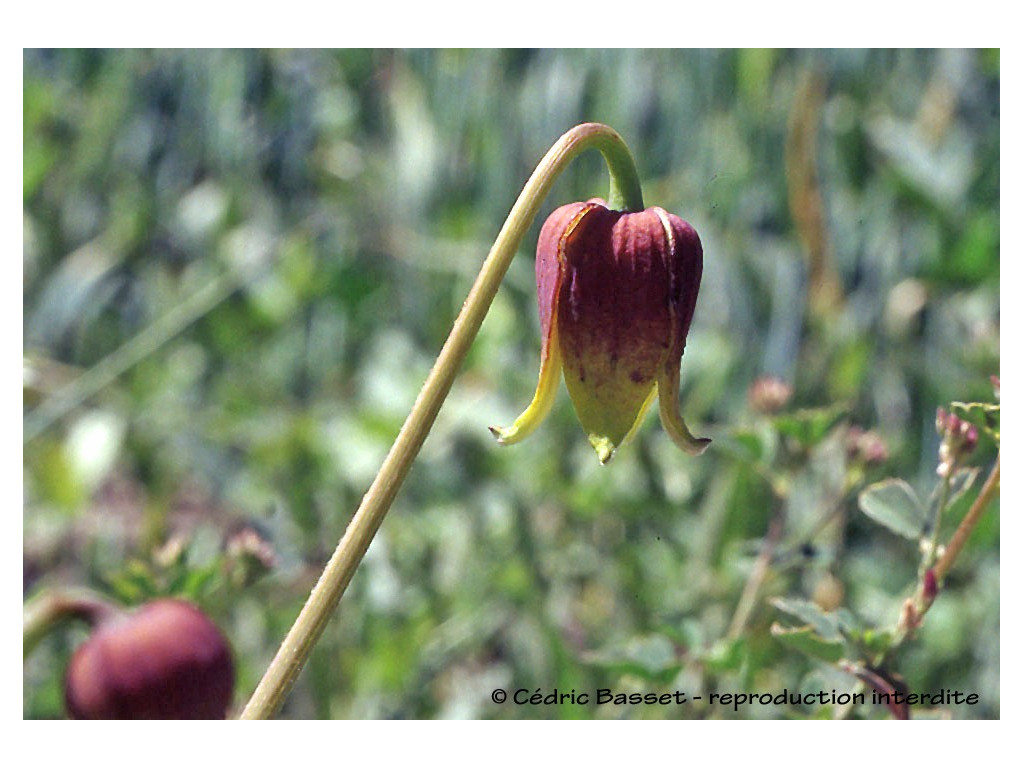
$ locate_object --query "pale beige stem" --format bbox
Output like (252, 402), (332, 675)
(933, 452), (1000, 585)
(240, 123), (641, 719)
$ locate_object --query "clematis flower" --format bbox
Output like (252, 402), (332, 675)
(490, 198), (710, 463)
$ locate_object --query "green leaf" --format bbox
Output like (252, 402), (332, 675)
(582, 634), (682, 683)
(858, 479), (926, 539)
(103, 560), (158, 605)
(771, 598), (842, 641)
(770, 623), (844, 662)
(833, 608), (866, 636)
(702, 637), (747, 674)
(857, 628), (895, 657)
(174, 562), (221, 601)
(937, 466), (980, 517)
(721, 425), (778, 465)
(729, 431), (767, 462)
(774, 407), (846, 449)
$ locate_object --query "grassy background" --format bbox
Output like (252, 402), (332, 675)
(24, 49), (999, 719)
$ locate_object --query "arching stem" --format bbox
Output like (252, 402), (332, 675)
(241, 123), (644, 719)
(24, 588), (122, 658)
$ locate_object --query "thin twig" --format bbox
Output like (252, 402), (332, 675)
(728, 511), (785, 639)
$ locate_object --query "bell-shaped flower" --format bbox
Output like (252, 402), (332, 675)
(491, 198), (710, 463)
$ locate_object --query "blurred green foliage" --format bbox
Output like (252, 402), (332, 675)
(23, 49), (999, 719)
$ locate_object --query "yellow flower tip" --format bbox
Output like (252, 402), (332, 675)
(488, 422), (531, 446)
(588, 435), (617, 465)
(490, 343), (562, 447)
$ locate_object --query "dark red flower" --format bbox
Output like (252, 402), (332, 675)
(491, 199), (709, 463)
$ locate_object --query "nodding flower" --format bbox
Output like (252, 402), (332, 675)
(491, 198), (709, 464)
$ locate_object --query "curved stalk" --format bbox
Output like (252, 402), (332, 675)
(24, 588), (121, 658)
(241, 123), (644, 719)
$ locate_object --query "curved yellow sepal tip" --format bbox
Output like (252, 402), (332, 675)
(657, 379), (711, 456)
(490, 342), (562, 446)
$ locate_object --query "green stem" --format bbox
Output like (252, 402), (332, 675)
(24, 589), (121, 658)
(727, 509), (784, 639)
(599, 136), (644, 211)
(240, 123), (645, 719)
(923, 470), (953, 573)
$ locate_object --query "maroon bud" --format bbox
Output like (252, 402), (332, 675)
(923, 569), (938, 604)
(935, 405), (981, 476)
(65, 599), (234, 719)
(963, 424), (979, 454)
(846, 426), (889, 466)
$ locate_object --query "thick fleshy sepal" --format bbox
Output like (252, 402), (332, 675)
(488, 338), (562, 445)
(653, 206), (710, 456)
(489, 202), (587, 444)
(657, 370), (711, 456)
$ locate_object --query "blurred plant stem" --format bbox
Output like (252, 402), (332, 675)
(786, 67), (843, 321)
(922, 470), (953, 574)
(240, 123), (644, 719)
(728, 510), (784, 639)
(890, 451), (1000, 656)
(23, 588), (121, 658)
(24, 268), (243, 443)
(932, 452), (1000, 587)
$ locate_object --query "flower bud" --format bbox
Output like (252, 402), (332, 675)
(846, 426), (889, 466)
(65, 598), (234, 719)
(935, 406), (979, 477)
(963, 423), (979, 454)
(491, 199), (709, 463)
(225, 525), (277, 588)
